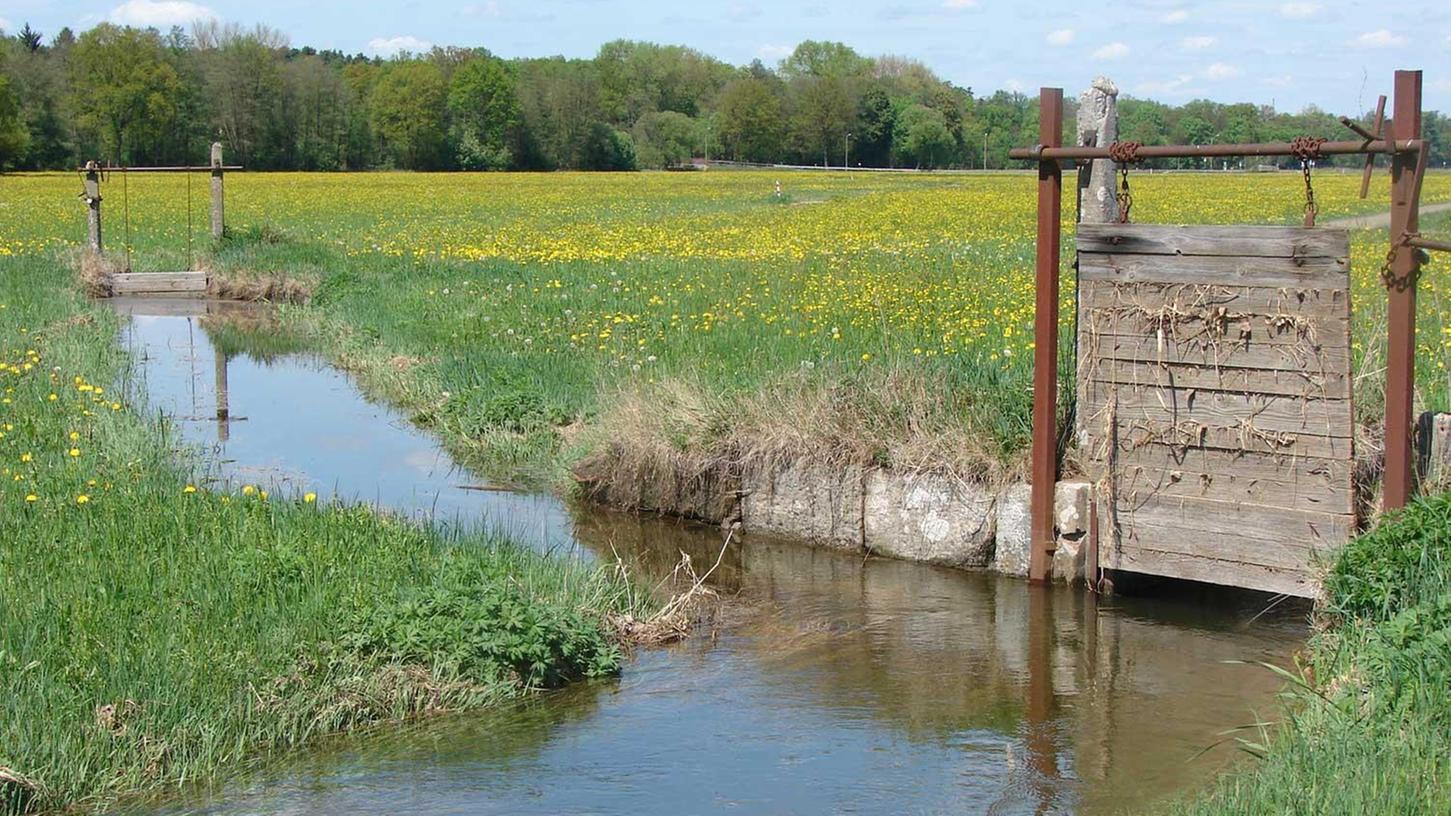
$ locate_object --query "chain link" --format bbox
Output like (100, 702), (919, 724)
(1380, 232), (1423, 291)
(1301, 158), (1317, 227)
(1107, 141), (1141, 224)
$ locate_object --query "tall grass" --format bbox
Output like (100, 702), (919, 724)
(1177, 490), (1451, 814)
(0, 255), (644, 815)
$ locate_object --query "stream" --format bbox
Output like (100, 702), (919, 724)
(111, 298), (1308, 816)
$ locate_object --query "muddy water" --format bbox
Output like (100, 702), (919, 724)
(113, 298), (1307, 816)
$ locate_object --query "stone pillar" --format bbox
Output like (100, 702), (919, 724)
(1418, 412), (1451, 492)
(83, 160), (102, 254)
(1075, 77), (1119, 224)
(209, 142), (225, 240)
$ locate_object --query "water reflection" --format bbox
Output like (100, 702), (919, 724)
(111, 299), (1306, 815)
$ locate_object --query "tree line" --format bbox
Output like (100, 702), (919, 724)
(0, 21), (1447, 172)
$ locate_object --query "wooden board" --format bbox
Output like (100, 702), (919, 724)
(1077, 223), (1350, 259)
(1077, 223), (1355, 597)
(111, 272), (209, 295)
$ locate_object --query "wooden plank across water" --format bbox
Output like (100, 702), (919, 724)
(1076, 223), (1355, 596)
(112, 272), (209, 295)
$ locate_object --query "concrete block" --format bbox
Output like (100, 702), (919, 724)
(863, 471), (996, 568)
(741, 460), (865, 551)
(1418, 412), (1451, 491)
(993, 483), (1033, 577)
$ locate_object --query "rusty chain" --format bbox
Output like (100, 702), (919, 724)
(1380, 231), (1424, 291)
(1107, 141), (1141, 224)
(1290, 136), (1326, 227)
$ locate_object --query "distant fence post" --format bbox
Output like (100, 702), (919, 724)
(83, 160), (102, 254)
(209, 142), (225, 240)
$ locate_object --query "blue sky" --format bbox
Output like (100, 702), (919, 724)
(3, 0), (1448, 113)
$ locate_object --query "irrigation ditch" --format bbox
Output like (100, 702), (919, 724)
(93, 294), (1311, 814)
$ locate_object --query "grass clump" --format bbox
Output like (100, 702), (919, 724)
(0, 255), (642, 815)
(1177, 491), (1451, 815)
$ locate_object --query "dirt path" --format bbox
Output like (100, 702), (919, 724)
(1322, 200), (1451, 230)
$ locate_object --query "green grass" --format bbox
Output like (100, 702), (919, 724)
(0, 254), (645, 815)
(1177, 491), (1451, 814)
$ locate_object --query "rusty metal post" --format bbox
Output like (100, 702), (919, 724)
(1030, 88), (1064, 584)
(83, 161), (102, 254)
(209, 143), (225, 240)
(1384, 70), (1422, 511)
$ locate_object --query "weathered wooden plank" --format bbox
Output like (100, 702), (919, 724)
(1102, 545), (1322, 597)
(1078, 253), (1349, 289)
(1082, 332), (1351, 373)
(1082, 358), (1350, 399)
(1110, 494), (1351, 564)
(1079, 381), (1352, 438)
(1090, 426), (1352, 459)
(112, 272), (208, 294)
(1077, 223), (1350, 259)
(1108, 459), (1353, 514)
(1086, 441), (1354, 487)
(1079, 278), (1349, 322)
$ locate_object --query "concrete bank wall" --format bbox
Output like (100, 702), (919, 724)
(575, 453), (1091, 583)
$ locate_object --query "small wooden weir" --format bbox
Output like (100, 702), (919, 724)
(110, 271), (209, 296)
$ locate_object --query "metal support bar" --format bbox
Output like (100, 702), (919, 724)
(80, 165), (244, 172)
(1009, 138), (1419, 162)
(1029, 88), (1063, 585)
(1407, 235), (1451, 253)
(1384, 70), (1422, 511)
(1357, 96), (1387, 200)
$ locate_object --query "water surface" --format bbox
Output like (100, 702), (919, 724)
(113, 298), (1307, 816)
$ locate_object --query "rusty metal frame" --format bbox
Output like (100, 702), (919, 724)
(1009, 69), (1442, 585)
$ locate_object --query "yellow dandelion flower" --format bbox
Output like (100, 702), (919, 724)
(183, 484), (197, 494)
(76, 494), (90, 505)
(24, 494), (37, 503)
(242, 484), (256, 495)
(68, 448), (80, 458)
(304, 492), (317, 503)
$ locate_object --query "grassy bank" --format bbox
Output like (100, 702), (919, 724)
(1179, 490), (1451, 813)
(0, 254), (644, 814)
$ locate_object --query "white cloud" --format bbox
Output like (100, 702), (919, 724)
(108, 0), (216, 27)
(0, 17), (12, 32)
(1351, 29), (1407, 48)
(1162, 9), (1189, 23)
(1181, 35), (1216, 50)
(941, 0), (977, 8)
(757, 43), (793, 61)
(1092, 42), (1130, 61)
(1137, 74), (1196, 96)
(1279, 2), (1320, 17)
(1046, 28), (1075, 46)
(1204, 62), (1242, 80)
(366, 35), (432, 56)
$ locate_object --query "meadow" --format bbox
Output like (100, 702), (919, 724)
(4, 168), (1446, 484)
(0, 254), (642, 814)
(3, 168), (1450, 813)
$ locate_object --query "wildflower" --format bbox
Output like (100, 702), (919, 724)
(68, 448), (80, 458)
(76, 494), (90, 504)
(68, 431), (79, 441)
(24, 494), (36, 503)
(183, 484), (197, 494)
(20, 453), (31, 463)
(242, 484), (256, 495)
(304, 492), (317, 503)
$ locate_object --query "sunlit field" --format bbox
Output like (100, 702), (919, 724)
(3, 169), (1449, 477)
